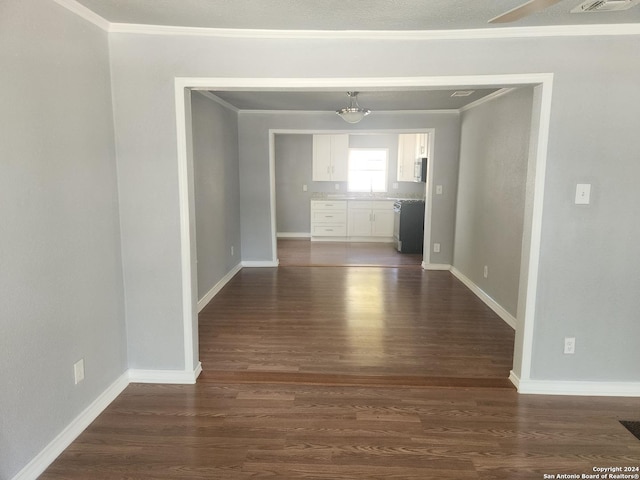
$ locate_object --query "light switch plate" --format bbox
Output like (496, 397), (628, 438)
(575, 184), (591, 205)
(436, 185), (443, 195)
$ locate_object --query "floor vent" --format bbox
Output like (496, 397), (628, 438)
(620, 420), (640, 441)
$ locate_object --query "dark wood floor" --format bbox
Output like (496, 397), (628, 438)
(277, 239), (423, 267)
(40, 256), (640, 478)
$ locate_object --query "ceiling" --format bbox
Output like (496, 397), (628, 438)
(71, 0), (638, 112)
(208, 89), (502, 112)
(74, 0), (640, 31)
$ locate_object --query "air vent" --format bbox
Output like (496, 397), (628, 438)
(571, 0), (640, 12)
(451, 91), (475, 97)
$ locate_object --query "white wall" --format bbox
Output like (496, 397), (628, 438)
(107, 31), (640, 383)
(192, 93), (242, 300)
(453, 88), (534, 317)
(0, 2), (126, 478)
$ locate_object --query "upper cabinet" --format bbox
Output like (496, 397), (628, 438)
(397, 133), (428, 182)
(312, 134), (349, 182)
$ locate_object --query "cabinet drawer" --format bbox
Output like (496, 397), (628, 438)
(311, 200), (347, 211)
(311, 224), (347, 236)
(311, 211), (347, 223)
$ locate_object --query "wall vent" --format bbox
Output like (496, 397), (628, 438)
(451, 91), (475, 97)
(571, 0), (640, 12)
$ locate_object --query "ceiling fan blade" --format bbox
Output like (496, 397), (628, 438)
(488, 0), (564, 23)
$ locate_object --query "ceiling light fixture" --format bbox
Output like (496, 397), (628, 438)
(336, 92), (371, 124)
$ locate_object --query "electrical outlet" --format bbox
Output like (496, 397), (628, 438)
(302, 184), (307, 192)
(433, 243), (441, 253)
(483, 265), (488, 278)
(392, 183), (399, 189)
(74, 359), (85, 384)
(564, 337), (576, 354)
(436, 185), (443, 195)
(334, 184), (340, 190)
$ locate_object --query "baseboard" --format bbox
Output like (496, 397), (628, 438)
(197, 263), (242, 312)
(422, 262), (451, 271)
(450, 266), (517, 330)
(277, 232), (311, 238)
(128, 362), (202, 384)
(11, 371), (129, 480)
(510, 371), (640, 397)
(241, 260), (279, 267)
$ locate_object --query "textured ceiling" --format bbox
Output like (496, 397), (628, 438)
(74, 0), (640, 30)
(209, 89), (502, 112)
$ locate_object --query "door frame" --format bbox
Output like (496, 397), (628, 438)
(174, 74), (553, 385)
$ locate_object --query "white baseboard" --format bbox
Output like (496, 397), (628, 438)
(128, 362), (202, 384)
(277, 232), (311, 238)
(197, 263), (242, 312)
(11, 372), (129, 480)
(422, 262), (451, 271)
(510, 371), (640, 397)
(310, 237), (393, 243)
(450, 266), (517, 330)
(241, 260), (279, 267)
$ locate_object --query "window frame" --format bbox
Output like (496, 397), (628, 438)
(346, 147), (389, 193)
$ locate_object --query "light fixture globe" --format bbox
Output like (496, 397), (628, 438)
(336, 92), (371, 124)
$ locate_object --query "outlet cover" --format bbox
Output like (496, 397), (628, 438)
(564, 337), (576, 354)
(433, 243), (441, 253)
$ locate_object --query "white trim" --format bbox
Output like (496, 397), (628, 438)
(450, 266), (517, 330)
(421, 262), (452, 271)
(51, 0), (110, 31)
(174, 74), (553, 395)
(128, 363), (202, 385)
(241, 260), (280, 267)
(175, 84), (196, 373)
(459, 88), (516, 112)
(510, 371), (640, 397)
(108, 22), (640, 39)
(277, 232), (311, 238)
(11, 372), (129, 480)
(197, 263), (242, 313)
(196, 91), (240, 113)
(422, 129), (436, 265)
(268, 133), (279, 264)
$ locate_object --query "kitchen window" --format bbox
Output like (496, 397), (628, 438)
(347, 148), (388, 193)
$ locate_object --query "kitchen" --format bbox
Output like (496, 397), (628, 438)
(274, 131), (431, 266)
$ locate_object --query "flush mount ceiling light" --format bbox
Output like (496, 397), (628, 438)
(336, 92), (371, 124)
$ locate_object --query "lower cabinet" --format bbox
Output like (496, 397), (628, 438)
(347, 201), (395, 238)
(310, 199), (395, 241)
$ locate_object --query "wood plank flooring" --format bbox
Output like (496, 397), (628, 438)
(41, 382), (640, 479)
(39, 255), (640, 478)
(199, 266), (515, 381)
(277, 239), (423, 267)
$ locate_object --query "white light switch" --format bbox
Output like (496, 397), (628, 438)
(302, 184), (307, 192)
(575, 184), (591, 205)
(436, 185), (443, 195)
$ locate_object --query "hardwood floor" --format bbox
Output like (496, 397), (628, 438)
(199, 266), (515, 381)
(40, 264), (640, 478)
(277, 239), (423, 267)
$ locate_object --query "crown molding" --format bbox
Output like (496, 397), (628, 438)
(52, 0), (110, 31)
(50, 1), (640, 40)
(459, 88), (517, 112)
(196, 91), (240, 113)
(108, 22), (640, 39)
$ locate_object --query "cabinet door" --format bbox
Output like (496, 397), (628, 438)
(371, 208), (395, 237)
(397, 134), (418, 182)
(348, 209), (373, 236)
(330, 134), (349, 181)
(312, 135), (332, 181)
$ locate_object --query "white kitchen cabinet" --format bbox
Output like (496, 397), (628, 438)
(312, 134), (349, 181)
(397, 133), (427, 182)
(310, 200), (347, 238)
(347, 200), (395, 239)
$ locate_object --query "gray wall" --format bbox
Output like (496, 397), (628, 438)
(191, 93), (242, 299)
(240, 111), (461, 261)
(107, 31), (640, 381)
(453, 88), (534, 317)
(275, 133), (429, 234)
(0, 1), (126, 478)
